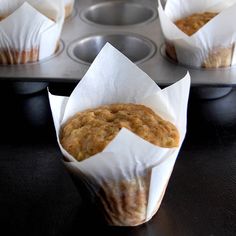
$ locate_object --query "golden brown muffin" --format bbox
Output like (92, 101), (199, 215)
(60, 103), (179, 161)
(175, 12), (218, 36)
(165, 12), (233, 68)
(61, 103), (179, 226)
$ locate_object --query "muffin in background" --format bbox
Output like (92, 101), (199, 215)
(166, 12), (233, 68)
(158, 0), (236, 68)
(0, 0), (64, 64)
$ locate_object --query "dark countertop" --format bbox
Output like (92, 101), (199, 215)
(0, 82), (236, 236)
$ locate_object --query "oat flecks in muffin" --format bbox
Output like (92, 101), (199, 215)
(175, 12), (218, 36)
(60, 103), (179, 161)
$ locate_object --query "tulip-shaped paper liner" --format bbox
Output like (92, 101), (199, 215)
(49, 43), (191, 226)
(158, 0), (236, 68)
(0, 0), (64, 64)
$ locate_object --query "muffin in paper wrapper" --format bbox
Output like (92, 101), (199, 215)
(158, 0), (236, 68)
(48, 43), (191, 226)
(0, 0), (64, 64)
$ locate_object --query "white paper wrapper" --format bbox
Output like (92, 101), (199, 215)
(49, 43), (191, 226)
(158, 0), (236, 68)
(0, 0), (64, 64)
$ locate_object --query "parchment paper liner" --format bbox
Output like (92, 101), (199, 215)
(0, 0), (64, 64)
(49, 43), (191, 226)
(158, 0), (236, 68)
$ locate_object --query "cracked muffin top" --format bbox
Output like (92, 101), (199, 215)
(60, 103), (179, 161)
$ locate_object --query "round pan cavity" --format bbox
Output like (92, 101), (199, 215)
(80, 1), (157, 26)
(68, 33), (156, 65)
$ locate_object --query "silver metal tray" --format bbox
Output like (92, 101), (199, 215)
(0, 0), (236, 87)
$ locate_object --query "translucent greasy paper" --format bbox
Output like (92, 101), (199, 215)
(0, 0), (64, 63)
(158, 0), (236, 67)
(49, 43), (191, 226)
(63, 0), (74, 18)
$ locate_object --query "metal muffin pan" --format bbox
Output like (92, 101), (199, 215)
(0, 0), (236, 87)
(68, 33), (156, 65)
(80, 1), (157, 26)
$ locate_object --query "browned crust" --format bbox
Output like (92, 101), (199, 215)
(0, 14), (9, 21)
(60, 103), (179, 161)
(165, 42), (177, 62)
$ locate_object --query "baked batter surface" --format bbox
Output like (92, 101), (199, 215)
(175, 12), (218, 36)
(60, 103), (179, 161)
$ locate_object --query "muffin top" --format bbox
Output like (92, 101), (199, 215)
(175, 12), (218, 36)
(60, 103), (179, 161)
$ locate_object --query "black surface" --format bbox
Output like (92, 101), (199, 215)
(0, 82), (236, 236)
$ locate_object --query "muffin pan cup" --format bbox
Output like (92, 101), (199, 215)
(0, 0), (236, 88)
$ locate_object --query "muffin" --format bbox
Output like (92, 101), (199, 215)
(60, 102), (180, 225)
(60, 103), (179, 161)
(0, 0), (64, 64)
(165, 12), (233, 68)
(64, 0), (74, 19)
